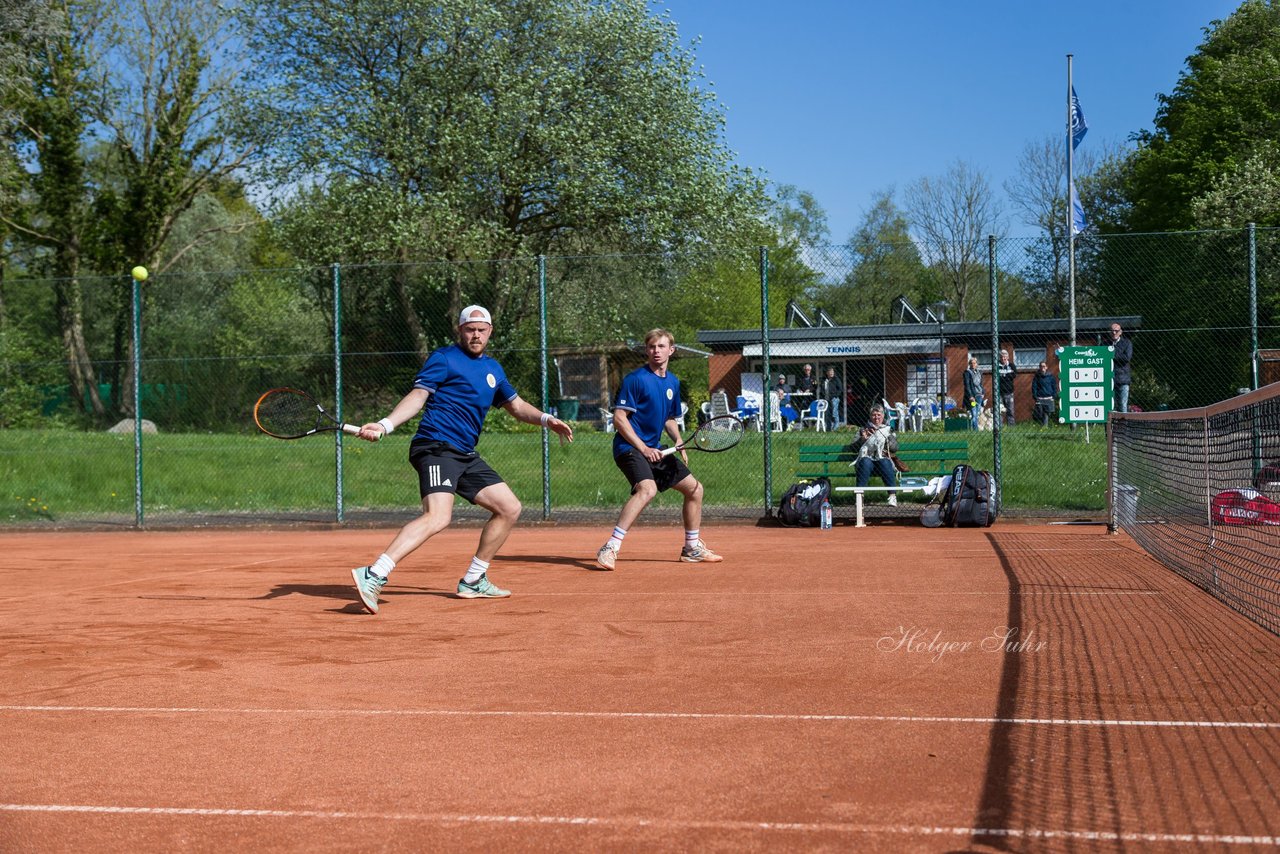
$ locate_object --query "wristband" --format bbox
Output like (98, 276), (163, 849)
(377, 418), (395, 435)
(540, 412), (552, 427)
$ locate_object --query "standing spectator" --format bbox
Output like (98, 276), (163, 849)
(820, 366), (843, 429)
(1110, 322), (1132, 413)
(997, 349), (1017, 426)
(1032, 360), (1058, 426)
(963, 356), (985, 430)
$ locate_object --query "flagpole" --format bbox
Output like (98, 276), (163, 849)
(1067, 54), (1077, 346)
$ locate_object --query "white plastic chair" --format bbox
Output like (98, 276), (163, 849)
(599, 407), (614, 433)
(802, 399), (828, 431)
(894, 402), (911, 433)
(767, 391), (785, 432)
(675, 401), (688, 431)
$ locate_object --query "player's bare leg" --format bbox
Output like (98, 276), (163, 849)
(455, 482), (521, 598)
(385, 492), (456, 561)
(596, 481), (656, 570)
(673, 475), (721, 563)
(471, 482), (523, 561)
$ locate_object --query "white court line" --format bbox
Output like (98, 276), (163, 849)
(1, 705), (1274, 729)
(0, 803), (1273, 846)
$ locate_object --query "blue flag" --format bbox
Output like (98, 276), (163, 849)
(1070, 86), (1088, 150)
(1071, 179), (1086, 235)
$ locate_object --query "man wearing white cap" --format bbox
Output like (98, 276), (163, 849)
(349, 305), (574, 613)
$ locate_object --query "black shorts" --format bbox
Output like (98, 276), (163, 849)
(614, 448), (693, 493)
(409, 439), (504, 503)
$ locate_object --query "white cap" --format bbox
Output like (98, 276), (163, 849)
(458, 305), (492, 326)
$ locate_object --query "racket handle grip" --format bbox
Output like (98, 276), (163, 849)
(341, 424), (361, 436)
(659, 445), (681, 457)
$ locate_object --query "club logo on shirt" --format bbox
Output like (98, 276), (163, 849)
(666, 388), (673, 400)
(486, 373), (496, 388)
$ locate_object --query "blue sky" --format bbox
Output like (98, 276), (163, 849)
(658, 0), (1242, 241)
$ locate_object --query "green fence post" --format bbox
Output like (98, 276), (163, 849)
(333, 262), (345, 523)
(989, 235), (1001, 511)
(132, 269), (144, 528)
(539, 255), (551, 520)
(760, 246), (772, 517)
(1248, 222), (1258, 390)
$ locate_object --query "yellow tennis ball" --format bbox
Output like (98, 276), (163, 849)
(131, 265), (148, 281)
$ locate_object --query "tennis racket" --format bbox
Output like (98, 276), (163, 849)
(253, 387), (361, 439)
(660, 415), (744, 457)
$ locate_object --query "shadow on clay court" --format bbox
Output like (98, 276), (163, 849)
(255, 582), (456, 606)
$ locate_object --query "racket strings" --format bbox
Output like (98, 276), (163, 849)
(255, 390), (322, 438)
(693, 417), (744, 451)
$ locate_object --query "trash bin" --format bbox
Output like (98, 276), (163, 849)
(556, 398), (579, 421)
(1116, 485), (1139, 529)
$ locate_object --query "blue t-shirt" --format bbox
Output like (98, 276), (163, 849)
(611, 365), (681, 457)
(412, 344), (517, 454)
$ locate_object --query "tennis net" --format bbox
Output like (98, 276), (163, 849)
(1110, 384), (1280, 635)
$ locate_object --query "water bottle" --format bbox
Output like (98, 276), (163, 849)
(820, 498), (833, 529)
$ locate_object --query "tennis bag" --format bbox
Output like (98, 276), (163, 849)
(777, 477), (832, 527)
(1211, 488), (1280, 526)
(939, 464), (997, 527)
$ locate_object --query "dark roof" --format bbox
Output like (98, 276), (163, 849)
(695, 315), (1142, 351)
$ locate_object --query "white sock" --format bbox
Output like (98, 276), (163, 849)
(607, 526), (627, 550)
(463, 556), (490, 584)
(370, 553), (395, 579)
(685, 529), (699, 548)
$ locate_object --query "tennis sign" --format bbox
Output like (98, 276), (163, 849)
(1056, 346), (1113, 423)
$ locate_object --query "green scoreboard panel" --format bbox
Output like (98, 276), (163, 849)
(1056, 345), (1113, 423)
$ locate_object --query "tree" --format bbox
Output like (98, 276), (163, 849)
(1125, 0), (1280, 231)
(904, 160), (1003, 320)
(820, 189), (931, 324)
(237, 0), (768, 334)
(1005, 135), (1121, 317)
(1190, 141), (1280, 226)
(90, 0), (255, 411)
(2, 0), (107, 416)
(771, 183), (830, 247)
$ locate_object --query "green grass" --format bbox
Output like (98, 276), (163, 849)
(0, 424), (1108, 523)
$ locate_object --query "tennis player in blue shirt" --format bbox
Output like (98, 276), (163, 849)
(349, 305), (574, 613)
(595, 328), (722, 570)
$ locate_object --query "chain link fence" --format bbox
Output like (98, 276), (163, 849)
(3, 228), (1276, 527)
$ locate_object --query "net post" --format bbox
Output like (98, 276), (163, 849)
(333, 262), (345, 524)
(1107, 414), (1117, 534)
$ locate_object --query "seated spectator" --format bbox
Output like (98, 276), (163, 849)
(848, 404), (898, 506)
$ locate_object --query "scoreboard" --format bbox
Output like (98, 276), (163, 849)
(1056, 345), (1113, 423)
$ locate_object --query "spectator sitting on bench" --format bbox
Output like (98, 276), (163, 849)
(848, 404), (899, 506)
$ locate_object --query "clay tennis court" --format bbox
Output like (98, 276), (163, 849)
(2, 521), (1277, 852)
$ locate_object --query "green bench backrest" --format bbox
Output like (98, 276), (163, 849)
(797, 441), (968, 476)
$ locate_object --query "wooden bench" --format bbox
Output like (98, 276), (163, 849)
(797, 439), (969, 521)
